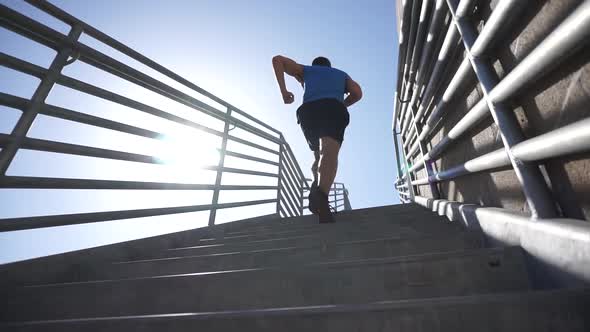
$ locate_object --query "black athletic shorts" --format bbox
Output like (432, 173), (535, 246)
(296, 98), (350, 152)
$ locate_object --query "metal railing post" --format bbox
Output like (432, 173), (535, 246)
(332, 183), (337, 212)
(299, 178), (304, 215)
(0, 24), (83, 175)
(343, 187), (352, 210)
(276, 135), (285, 216)
(208, 107), (232, 226)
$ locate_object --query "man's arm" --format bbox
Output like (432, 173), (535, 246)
(272, 55), (304, 104)
(344, 77), (362, 107)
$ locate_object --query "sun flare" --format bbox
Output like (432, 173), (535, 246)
(156, 129), (221, 183)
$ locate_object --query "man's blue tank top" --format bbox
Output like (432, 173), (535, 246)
(303, 65), (349, 104)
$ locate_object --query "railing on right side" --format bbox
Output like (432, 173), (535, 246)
(392, 0), (590, 287)
(301, 179), (352, 214)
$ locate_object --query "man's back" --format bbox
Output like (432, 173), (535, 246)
(303, 65), (349, 104)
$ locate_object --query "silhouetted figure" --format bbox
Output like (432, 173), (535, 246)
(272, 55), (362, 223)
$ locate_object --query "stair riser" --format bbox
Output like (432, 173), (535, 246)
(189, 219), (462, 247)
(4, 292), (589, 331)
(165, 228), (470, 257)
(167, 232), (412, 257)
(223, 211), (445, 233)
(92, 233), (483, 281)
(0, 248), (529, 321)
(218, 205), (435, 232)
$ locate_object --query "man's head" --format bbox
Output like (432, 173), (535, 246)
(312, 56), (331, 67)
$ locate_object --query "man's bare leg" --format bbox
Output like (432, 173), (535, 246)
(318, 136), (341, 195)
(311, 150), (320, 184)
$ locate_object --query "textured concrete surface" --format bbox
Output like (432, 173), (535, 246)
(1, 204), (589, 330)
(0, 247), (529, 321)
(4, 289), (589, 331)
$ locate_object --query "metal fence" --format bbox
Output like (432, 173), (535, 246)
(393, 0), (590, 218)
(303, 180), (352, 213)
(0, 0), (350, 233)
(392, 0), (590, 286)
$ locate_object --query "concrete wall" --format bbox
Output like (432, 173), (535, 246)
(405, 0), (589, 221)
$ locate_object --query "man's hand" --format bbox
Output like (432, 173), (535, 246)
(344, 77), (363, 107)
(282, 90), (295, 104)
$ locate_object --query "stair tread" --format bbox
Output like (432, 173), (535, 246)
(3, 289), (588, 332)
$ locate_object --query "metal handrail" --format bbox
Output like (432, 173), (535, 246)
(392, 1), (590, 286)
(302, 179), (352, 213)
(0, 1), (348, 232)
(393, 0), (590, 215)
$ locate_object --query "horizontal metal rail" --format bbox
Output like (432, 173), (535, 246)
(24, 0), (282, 136)
(0, 1), (350, 232)
(0, 176), (278, 191)
(393, 0), (590, 216)
(0, 199), (278, 232)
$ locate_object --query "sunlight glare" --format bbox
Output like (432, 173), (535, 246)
(156, 129), (221, 183)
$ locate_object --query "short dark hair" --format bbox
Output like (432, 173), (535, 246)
(312, 56), (331, 67)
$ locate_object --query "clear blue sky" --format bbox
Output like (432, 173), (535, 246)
(0, 0), (400, 263)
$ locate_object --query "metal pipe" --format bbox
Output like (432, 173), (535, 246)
(401, 0), (447, 138)
(407, 138), (420, 158)
(224, 150), (279, 167)
(419, 1), (590, 164)
(423, 57), (472, 129)
(395, 0), (413, 96)
(407, 0), (433, 89)
(413, 177), (430, 186)
(0, 52), (46, 78)
(455, 0), (476, 18)
(407, 154), (426, 173)
(0, 24), (82, 175)
(470, 0), (526, 57)
(279, 190), (298, 217)
(279, 177), (301, 215)
(427, 98), (488, 161)
(0, 176), (278, 191)
(448, 0), (558, 218)
(397, 0), (423, 125)
(0, 198), (278, 232)
(25, 0), (283, 136)
(392, 100), (404, 179)
(0, 5), (282, 146)
(283, 143), (309, 187)
(279, 160), (304, 211)
(209, 107), (232, 226)
(511, 118), (590, 162)
(419, 57), (473, 142)
(489, 1), (590, 103)
(276, 141), (285, 215)
(431, 148), (510, 182)
(0, 134), (279, 178)
(414, 24), (460, 124)
(281, 149), (304, 185)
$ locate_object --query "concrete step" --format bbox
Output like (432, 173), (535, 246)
(82, 232), (484, 281)
(0, 247), (529, 322)
(4, 289), (588, 331)
(193, 215), (463, 246)
(217, 204), (436, 233)
(164, 227), (472, 258)
(168, 212), (463, 251)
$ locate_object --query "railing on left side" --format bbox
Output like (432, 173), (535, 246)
(0, 0), (337, 232)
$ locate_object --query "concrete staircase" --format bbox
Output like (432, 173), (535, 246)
(1, 204), (588, 331)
